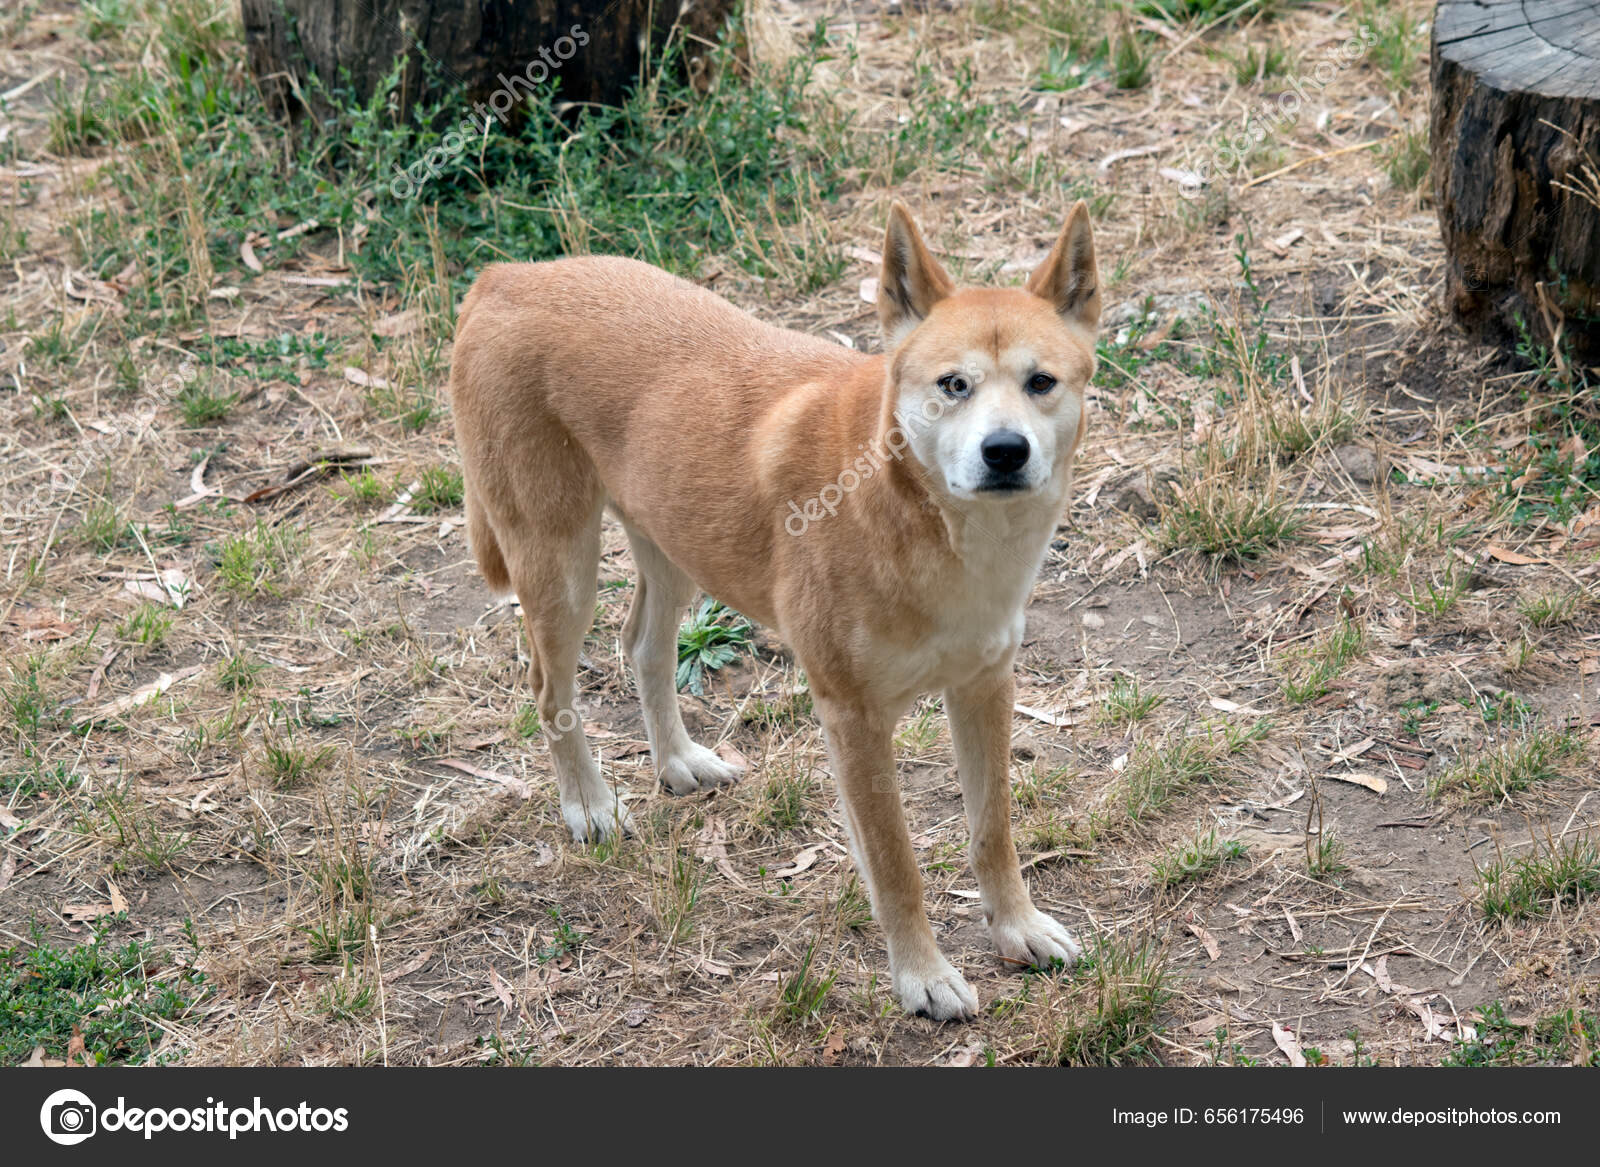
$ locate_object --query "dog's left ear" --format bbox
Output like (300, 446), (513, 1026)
(1027, 200), (1100, 332)
(879, 202), (954, 346)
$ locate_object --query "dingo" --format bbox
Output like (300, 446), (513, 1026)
(450, 202), (1100, 1020)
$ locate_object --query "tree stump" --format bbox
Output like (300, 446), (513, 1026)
(240, 0), (739, 120)
(1431, 0), (1600, 361)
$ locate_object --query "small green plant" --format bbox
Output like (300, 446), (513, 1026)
(536, 908), (586, 963)
(120, 603), (174, 648)
(215, 520), (304, 597)
(1111, 30), (1152, 89)
(1383, 125), (1430, 192)
(1402, 558), (1472, 617)
(1357, 0), (1426, 92)
(1475, 836), (1600, 921)
(1118, 737), (1218, 821)
(1444, 1002), (1600, 1067)
(1220, 716), (1271, 755)
(1013, 763), (1074, 811)
(1430, 728), (1582, 804)
(4, 655), (53, 748)
(333, 467), (386, 507)
(1047, 934), (1171, 1066)
(1280, 618), (1365, 705)
(27, 315), (78, 366)
(774, 941), (838, 1026)
(412, 465), (463, 513)
(1399, 698), (1439, 737)
(1205, 1025), (1260, 1067)
(1101, 674), (1164, 726)
(751, 762), (812, 834)
(676, 598), (752, 695)
(1472, 690), (1534, 729)
(1159, 468), (1306, 562)
(741, 686), (813, 730)
(1152, 828), (1248, 888)
(1229, 41), (1289, 85)
(218, 653), (263, 691)
(513, 702), (541, 739)
(1497, 320), (1600, 524)
(835, 875), (873, 931)
(319, 965), (376, 1020)
(176, 379), (236, 427)
(1140, 0), (1277, 23)
(79, 0), (139, 43)
(94, 783), (192, 868)
(263, 735), (336, 788)
(895, 700), (943, 753)
(650, 835), (702, 944)
(301, 905), (375, 965)
(1306, 829), (1347, 877)
(1519, 590), (1581, 629)
(78, 500), (129, 550)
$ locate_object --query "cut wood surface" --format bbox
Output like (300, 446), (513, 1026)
(1431, 0), (1600, 359)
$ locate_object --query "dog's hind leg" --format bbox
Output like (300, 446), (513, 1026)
(508, 498), (632, 842)
(621, 524), (744, 795)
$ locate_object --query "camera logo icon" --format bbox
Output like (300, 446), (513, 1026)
(40, 1089), (97, 1146)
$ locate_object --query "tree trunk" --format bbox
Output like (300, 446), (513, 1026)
(1430, 0), (1600, 361)
(240, 0), (740, 119)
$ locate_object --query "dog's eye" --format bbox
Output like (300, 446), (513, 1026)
(937, 373), (972, 399)
(1027, 372), (1057, 395)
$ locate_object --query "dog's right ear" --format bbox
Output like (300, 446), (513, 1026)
(878, 202), (953, 347)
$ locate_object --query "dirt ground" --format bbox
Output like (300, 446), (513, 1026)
(1, 0), (1597, 1067)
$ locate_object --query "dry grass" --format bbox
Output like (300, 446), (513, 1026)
(1, 0), (1597, 1069)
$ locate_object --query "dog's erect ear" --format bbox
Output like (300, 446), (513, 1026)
(878, 202), (954, 346)
(1027, 200), (1100, 332)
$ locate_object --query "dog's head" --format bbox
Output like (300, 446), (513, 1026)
(877, 201), (1100, 503)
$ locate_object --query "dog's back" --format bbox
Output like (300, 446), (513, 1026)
(450, 256), (877, 624)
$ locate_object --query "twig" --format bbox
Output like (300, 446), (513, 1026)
(1241, 136), (1397, 190)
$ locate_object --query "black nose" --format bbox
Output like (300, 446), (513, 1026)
(981, 430), (1030, 474)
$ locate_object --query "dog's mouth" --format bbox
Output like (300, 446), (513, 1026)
(973, 472), (1032, 495)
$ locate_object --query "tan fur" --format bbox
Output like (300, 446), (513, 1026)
(449, 202), (1101, 1020)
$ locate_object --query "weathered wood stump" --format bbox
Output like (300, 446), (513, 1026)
(1431, 0), (1600, 360)
(240, 0), (739, 119)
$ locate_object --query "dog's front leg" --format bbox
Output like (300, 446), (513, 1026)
(818, 696), (977, 1021)
(946, 667), (1082, 970)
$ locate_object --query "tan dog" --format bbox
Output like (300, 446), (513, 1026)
(449, 202), (1100, 1020)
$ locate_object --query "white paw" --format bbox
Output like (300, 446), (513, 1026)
(990, 908), (1083, 970)
(893, 955), (978, 1021)
(657, 742), (743, 795)
(562, 791), (634, 842)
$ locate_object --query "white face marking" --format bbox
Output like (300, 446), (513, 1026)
(896, 345), (1085, 502)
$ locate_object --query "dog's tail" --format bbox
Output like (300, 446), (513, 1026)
(464, 482), (512, 596)
(452, 273), (513, 597)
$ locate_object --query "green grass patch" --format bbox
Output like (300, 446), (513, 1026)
(1444, 1002), (1599, 1067)
(1280, 618), (1365, 705)
(1430, 728), (1583, 804)
(1474, 836), (1600, 921)
(1152, 828), (1248, 888)
(1101, 674), (1165, 726)
(1, 923), (207, 1065)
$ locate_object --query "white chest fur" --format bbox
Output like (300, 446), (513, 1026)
(871, 495), (1057, 701)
